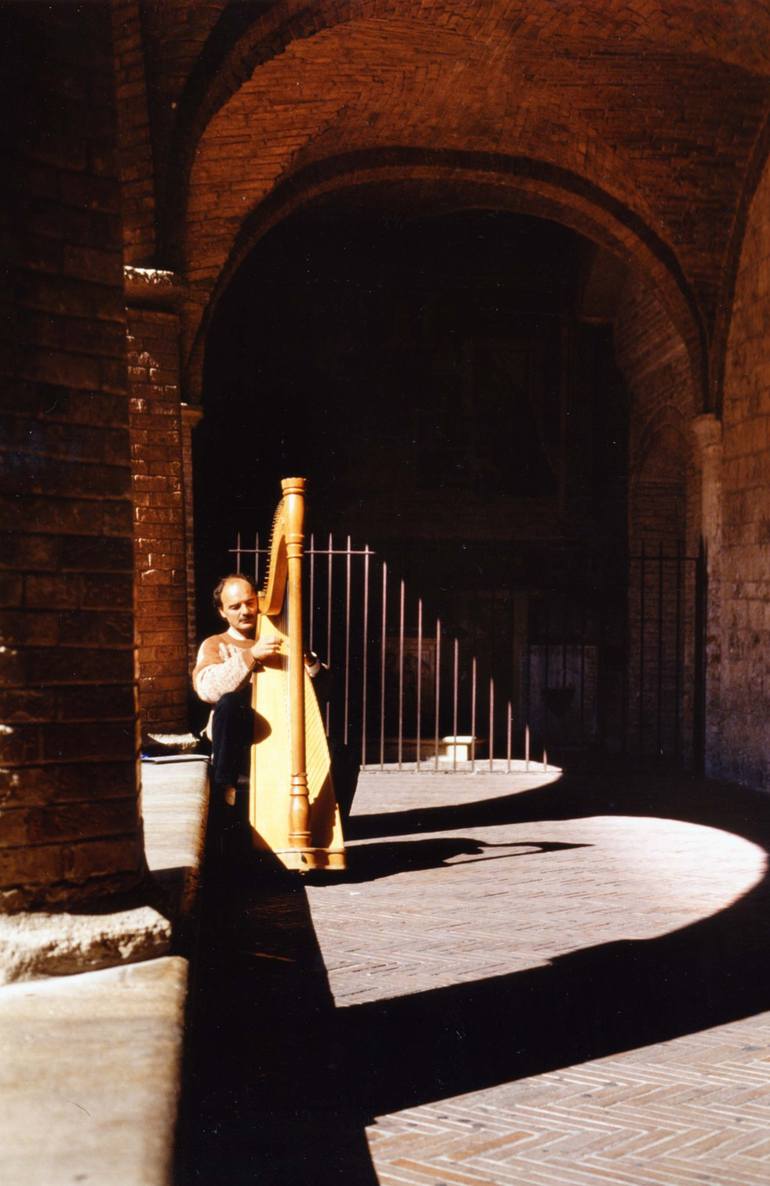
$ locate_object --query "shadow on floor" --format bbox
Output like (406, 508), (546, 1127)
(179, 854), (378, 1184)
(178, 771), (770, 1185)
(329, 835), (589, 882)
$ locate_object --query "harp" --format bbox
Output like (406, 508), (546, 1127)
(249, 477), (346, 871)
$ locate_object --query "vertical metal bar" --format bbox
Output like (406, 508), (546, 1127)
(506, 700), (512, 773)
(326, 533), (334, 668)
(470, 657), (477, 773)
(326, 532), (333, 734)
(511, 593), (517, 760)
(488, 677), (495, 772)
(674, 539), (683, 763)
(344, 535), (352, 747)
(361, 545), (370, 769)
(562, 593), (568, 753)
(416, 598), (423, 771)
(397, 579), (405, 770)
(235, 530), (242, 574)
(379, 562), (387, 770)
(579, 598), (586, 742)
(639, 541), (646, 755)
(525, 606), (531, 771)
(693, 539), (707, 775)
(656, 540), (664, 758)
(308, 531), (315, 652)
(452, 638), (459, 771)
(433, 618), (441, 771)
(255, 531), (260, 585)
(620, 559), (629, 755)
(544, 598), (550, 762)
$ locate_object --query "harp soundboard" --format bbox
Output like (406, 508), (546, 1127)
(248, 477), (346, 871)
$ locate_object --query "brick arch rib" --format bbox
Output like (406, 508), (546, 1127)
(159, 0), (333, 267)
(182, 149), (708, 410)
(158, 0), (770, 271)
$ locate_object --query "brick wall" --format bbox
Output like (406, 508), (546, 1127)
(614, 272), (699, 761)
(0, 3), (144, 910)
(181, 404), (203, 674)
(127, 305), (190, 736)
(717, 151), (770, 789)
(111, 0), (157, 265)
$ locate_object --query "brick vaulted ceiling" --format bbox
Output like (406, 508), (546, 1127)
(125, 0), (770, 405)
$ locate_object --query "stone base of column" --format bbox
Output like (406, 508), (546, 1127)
(0, 897), (172, 986)
(0, 893), (172, 986)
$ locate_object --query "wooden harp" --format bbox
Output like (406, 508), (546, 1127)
(249, 477), (346, 871)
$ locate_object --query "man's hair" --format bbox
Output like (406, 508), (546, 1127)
(212, 572), (258, 612)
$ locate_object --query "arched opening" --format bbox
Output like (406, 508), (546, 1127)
(193, 193), (699, 766)
(197, 203), (619, 527)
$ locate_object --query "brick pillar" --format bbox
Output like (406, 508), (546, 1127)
(181, 404), (204, 674)
(0, 2), (145, 912)
(124, 270), (190, 737)
(692, 413), (723, 777)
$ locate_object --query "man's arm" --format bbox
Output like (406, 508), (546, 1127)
(192, 634), (284, 704)
(192, 637), (256, 704)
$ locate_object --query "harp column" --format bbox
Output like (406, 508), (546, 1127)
(283, 477), (312, 849)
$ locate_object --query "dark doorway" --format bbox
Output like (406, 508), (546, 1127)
(194, 199), (634, 757)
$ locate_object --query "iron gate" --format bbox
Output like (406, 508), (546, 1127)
(231, 532), (703, 770)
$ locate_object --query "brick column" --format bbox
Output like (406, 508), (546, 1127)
(124, 269), (190, 738)
(692, 413), (723, 776)
(181, 404), (204, 674)
(0, 2), (145, 913)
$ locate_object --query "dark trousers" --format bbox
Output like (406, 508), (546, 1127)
(211, 689), (253, 790)
(211, 688), (359, 818)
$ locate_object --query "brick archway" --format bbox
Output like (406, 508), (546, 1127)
(181, 153), (708, 412)
(107, 0), (770, 790)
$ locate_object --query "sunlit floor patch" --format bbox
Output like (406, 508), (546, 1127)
(308, 779), (766, 1007)
(302, 771), (770, 1186)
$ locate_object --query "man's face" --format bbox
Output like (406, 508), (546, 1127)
(219, 578), (258, 637)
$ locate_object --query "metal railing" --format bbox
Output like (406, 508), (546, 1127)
(231, 531), (702, 771)
(231, 531), (552, 772)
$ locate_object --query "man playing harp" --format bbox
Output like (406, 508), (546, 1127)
(193, 571), (329, 805)
(192, 573), (282, 809)
(193, 479), (346, 871)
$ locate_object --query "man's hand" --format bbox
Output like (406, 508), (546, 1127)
(250, 637), (282, 663)
(304, 651), (322, 677)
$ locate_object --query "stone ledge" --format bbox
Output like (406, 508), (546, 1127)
(0, 756), (210, 1186)
(124, 265), (185, 310)
(0, 957), (188, 1186)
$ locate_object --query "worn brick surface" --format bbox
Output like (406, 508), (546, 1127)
(111, 0), (157, 265)
(127, 306), (190, 733)
(0, 2), (143, 910)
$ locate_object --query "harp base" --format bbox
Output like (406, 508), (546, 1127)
(251, 835), (346, 872)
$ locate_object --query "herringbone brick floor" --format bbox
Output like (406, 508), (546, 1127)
(184, 767), (770, 1186)
(303, 770), (770, 1186)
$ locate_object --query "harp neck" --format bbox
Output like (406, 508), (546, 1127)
(258, 476), (306, 616)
